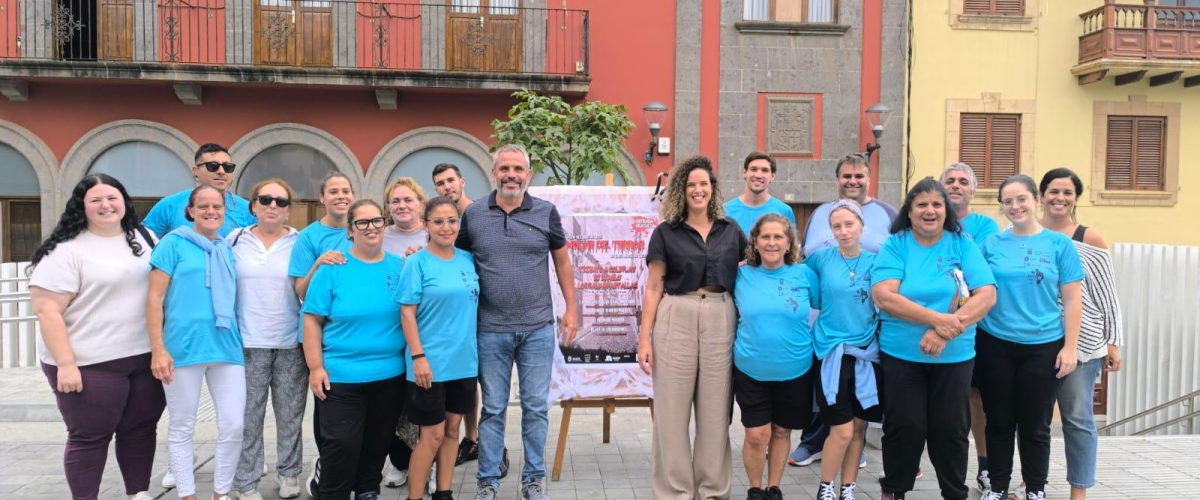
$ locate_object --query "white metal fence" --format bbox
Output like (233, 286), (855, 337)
(1107, 243), (1200, 435)
(0, 261), (36, 368)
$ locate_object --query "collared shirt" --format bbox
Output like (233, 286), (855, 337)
(143, 189), (256, 239)
(226, 226), (300, 349)
(646, 217), (747, 295)
(456, 191), (567, 332)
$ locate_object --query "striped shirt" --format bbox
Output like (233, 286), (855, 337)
(1073, 240), (1124, 362)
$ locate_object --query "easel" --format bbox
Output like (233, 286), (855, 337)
(550, 396), (653, 481)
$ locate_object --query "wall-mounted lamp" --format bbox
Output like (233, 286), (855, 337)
(643, 101), (669, 165)
(863, 102), (892, 161)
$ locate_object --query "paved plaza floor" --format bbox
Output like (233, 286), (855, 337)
(1, 366), (1194, 499)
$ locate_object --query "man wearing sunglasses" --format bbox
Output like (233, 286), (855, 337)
(143, 143), (257, 239)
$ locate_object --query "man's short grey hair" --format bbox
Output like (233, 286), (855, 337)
(492, 144), (531, 168)
(940, 162), (978, 190)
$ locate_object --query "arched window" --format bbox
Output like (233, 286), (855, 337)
(88, 141), (194, 220)
(0, 143), (41, 262)
(239, 144), (339, 226)
(387, 147), (491, 201)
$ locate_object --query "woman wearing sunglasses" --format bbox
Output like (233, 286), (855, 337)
(302, 200), (406, 500)
(395, 196), (479, 500)
(143, 143), (256, 239)
(225, 179), (305, 500)
(147, 185), (245, 500)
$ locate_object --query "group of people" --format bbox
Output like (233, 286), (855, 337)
(28, 142), (576, 500)
(27, 139), (1122, 500)
(638, 152), (1123, 500)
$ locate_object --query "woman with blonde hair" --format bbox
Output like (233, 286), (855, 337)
(637, 155), (746, 500)
(383, 177), (428, 257)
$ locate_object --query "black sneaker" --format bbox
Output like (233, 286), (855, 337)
(306, 457), (321, 500)
(499, 448), (510, 479)
(432, 490), (455, 500)
(746, 487), (768, 500)
(457, 438), (480, 465)
(764, 485), (783, 500)
(355, 492), (379, 500)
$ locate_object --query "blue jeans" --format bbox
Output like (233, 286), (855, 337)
(476, 323), (555, 487)
(1057, 356), (1103, 489)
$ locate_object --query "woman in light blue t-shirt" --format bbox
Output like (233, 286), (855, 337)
(301, 200), (405, 500)
(395, 196), (480, 500)
(976, 175), (1083, 500)
(870, 178), (997, 500)
(731, 213), (816, 499)
(806, 201), (882, 500)
(147, 185), (245, 500)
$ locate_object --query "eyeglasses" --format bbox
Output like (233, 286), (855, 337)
(196, 161), (237, 173)
(428, 217), (459, 227)
(256, 195), (291, 208)
(351, 217), (387, 231)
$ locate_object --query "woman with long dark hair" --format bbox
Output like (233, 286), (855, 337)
(1039, 168), (1122, 500)
(870, 178), (996, 500)
(147, 185), (246, 500)
(637, 155), (746, 500)
(28, 174), (164, 500)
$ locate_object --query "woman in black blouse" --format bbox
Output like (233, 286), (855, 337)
(638, 155), (747, 500)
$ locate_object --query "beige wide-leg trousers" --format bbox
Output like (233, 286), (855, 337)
(650, 291), (736, 500)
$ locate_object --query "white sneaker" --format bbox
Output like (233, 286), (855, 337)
(383, 463), (407, 488)
(277, 475), (302, 499)
(131, 492), (154, 500)
(161, 469), (176, 489)
(234, 490), (264, 500)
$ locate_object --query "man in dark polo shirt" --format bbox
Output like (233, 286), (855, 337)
(457, 144), (579, 500)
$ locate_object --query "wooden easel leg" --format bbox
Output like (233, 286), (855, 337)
(603, 399), (614, 444)
(552, 404), (573, 481)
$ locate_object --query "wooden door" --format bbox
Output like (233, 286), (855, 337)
(1, 199), (41, 263)
(256, 0), (299, 65)
(297, 0), (333, 67)
(286, 200), (325, 229)
(447, 0), (522, 72)
(255, 0), (332, 66)
(98, 0), (134, 60)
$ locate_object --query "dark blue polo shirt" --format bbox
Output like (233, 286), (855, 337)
(456, 191), (567, 332)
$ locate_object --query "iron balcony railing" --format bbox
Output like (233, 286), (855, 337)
(0, 0), (589, 76)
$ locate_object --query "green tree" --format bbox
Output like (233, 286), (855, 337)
(491, 89), (637, 186)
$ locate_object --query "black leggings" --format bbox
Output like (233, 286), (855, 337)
(880, 354), (973, 500)
(316, 376), (405, 500)
(975, 330), (1064, 493)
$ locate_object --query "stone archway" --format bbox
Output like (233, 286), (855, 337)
(364, 126), (496, 204)
(229, 123), (365, 197)
(0, 120), (58, 239)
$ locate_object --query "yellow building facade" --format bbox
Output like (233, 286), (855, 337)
(907, 0), (1200, 245)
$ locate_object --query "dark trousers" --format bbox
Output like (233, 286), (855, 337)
(316, 375), (404, 500)
(798, 416), (830, 452)
(975, 331), (1064, 493)
(880, 354), (973, 500)
(42, 353), (166, 500)
(389, 436), (414, 470)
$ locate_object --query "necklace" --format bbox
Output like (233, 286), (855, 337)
(839, 249), (862, 280)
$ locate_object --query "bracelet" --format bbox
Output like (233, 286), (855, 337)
(412, 353), (426, 360)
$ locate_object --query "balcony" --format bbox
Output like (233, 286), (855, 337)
(0, 0), (590, 100)
(1073, 1), (1200, 86)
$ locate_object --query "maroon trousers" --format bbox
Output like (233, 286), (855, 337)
(42, 352), (166, 499)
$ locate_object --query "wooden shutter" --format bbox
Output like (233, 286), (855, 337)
(963, 0), (1024, 16)
(1107, 116), (1165, 191)
(959, 113), (1021, 188)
